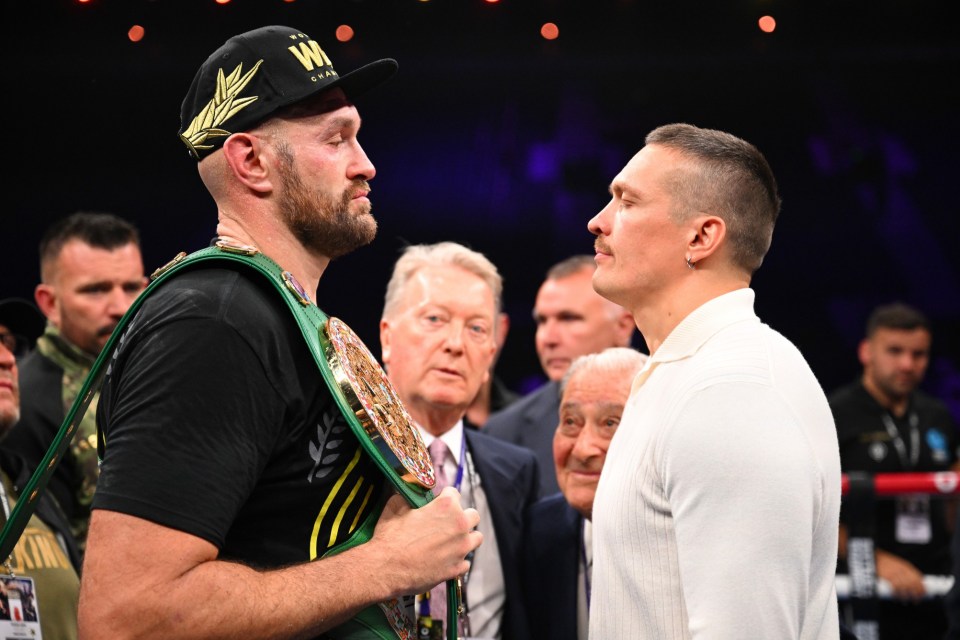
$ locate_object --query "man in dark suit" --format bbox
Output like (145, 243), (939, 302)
(520, 347), (647, 640)
(485, 255), (635, 496)
(380, 241), (540, 640)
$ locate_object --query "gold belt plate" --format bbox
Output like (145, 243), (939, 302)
(324, 317), (435, 489)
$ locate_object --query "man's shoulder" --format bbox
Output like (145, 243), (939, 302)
(485, 381), (558, 432)
(467, 427), (538, 464)
(17, 347), (63, 387)
(530, 492), (576, 519)
(9, 349), (64, 433)
(911, 389), (959, 441)
(912, 388), (955, 416)
(828, 381), (877, 419)
(527, 493), (580, 539)
(136, 264), (295, 339)
(466, 428), (541, 502)
(148, 263), (282, 312)
(688, 319), (810, 385)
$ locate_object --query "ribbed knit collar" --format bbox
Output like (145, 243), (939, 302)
(631, 288), (759, 393)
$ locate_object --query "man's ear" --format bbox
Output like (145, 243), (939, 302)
(495, 312), (510, 353)
(34, 283), (59, 325)
(379, 319), (392, 366)
(615, 309), (636, 346)
(222, 133), (273, 194)
(686, 214), (726, 265)
(857, 338), (871, 368)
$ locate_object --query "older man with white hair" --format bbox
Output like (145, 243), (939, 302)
(380, 241), (540, 640)
(521, 347), (647, 640)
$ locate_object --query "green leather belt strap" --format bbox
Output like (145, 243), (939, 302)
(0, 244), (461, 640)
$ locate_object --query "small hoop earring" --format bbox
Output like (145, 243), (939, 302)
(686, 256), (696, 270)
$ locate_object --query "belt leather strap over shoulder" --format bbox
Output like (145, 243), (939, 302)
(0, 244), (461, 640)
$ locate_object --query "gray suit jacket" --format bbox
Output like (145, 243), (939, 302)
(484, 381), (560, 496)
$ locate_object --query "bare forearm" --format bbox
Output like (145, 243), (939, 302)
(80, 542), (394, 640)
(79, 492), (480, 640)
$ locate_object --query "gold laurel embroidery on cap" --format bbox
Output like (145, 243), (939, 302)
(180, 60), (264, 158)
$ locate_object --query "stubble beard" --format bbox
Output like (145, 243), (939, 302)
(874, 371), (920, 404)
(276, 151), (377, 261)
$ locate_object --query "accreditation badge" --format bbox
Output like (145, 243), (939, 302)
(0, 575), (42, 638)
(895, 495), (932, 544)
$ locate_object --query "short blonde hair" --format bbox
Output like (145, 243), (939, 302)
(382, 242), (503, 319)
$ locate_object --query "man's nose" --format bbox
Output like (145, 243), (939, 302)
(107, 287), (133, 317)
(442, 321), (466, 353)
(571, 425), (604, 460)
(539, 319), (561, 345)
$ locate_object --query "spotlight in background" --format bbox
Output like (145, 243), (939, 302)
(336, 24), (355, 42)
(128, 25), (145, 42)
(758, 15), (776, 33)
(541, 22), (559, 41)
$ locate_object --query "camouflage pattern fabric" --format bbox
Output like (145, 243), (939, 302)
(35, 325), (98, 550)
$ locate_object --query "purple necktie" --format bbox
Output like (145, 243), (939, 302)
(428, 439), (452, 628)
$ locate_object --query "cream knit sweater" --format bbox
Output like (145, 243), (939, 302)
(590, 289), (841, 640)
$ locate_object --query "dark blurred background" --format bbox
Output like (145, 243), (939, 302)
(6, 0), (960, 415)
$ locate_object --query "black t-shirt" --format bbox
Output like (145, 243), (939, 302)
(95, 264), (384, 566)
(830, 380), (958, 574)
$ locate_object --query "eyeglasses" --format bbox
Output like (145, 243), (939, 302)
(0, 331), (30, 358)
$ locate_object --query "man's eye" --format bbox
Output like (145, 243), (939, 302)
(80, 285), (111, 295)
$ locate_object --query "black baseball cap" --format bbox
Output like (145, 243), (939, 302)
(0, 298), (45, 345)
(179, 25), (398, 161)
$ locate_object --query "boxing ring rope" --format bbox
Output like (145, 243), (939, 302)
(835, 574), (954, 599)
(836, 471), (958, 640)
(841, 471), (960, 497)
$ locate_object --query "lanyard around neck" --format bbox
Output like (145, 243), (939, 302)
(881, 411), (920, 469)
(452, 435), (468, 491)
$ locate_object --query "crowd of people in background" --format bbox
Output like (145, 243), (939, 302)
(1, 22), (958, 640)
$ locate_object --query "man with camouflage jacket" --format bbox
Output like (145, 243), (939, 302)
(4, 211), (146, 554)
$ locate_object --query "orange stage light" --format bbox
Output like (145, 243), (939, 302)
(128, 25), (145, 42)
(541, 22), (559, 40)
(758, 15), (776, 33)
(336, 25), (355, 42)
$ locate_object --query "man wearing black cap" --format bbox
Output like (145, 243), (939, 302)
(78, 26), (481, 639)
(0, 298), (81, 640)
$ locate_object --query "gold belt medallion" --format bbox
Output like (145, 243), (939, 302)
(324, 317), (435, 489)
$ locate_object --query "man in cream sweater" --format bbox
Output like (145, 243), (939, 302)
(587, 123), (842, 639)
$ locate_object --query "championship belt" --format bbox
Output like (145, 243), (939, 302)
(0, 242), (463, 640)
